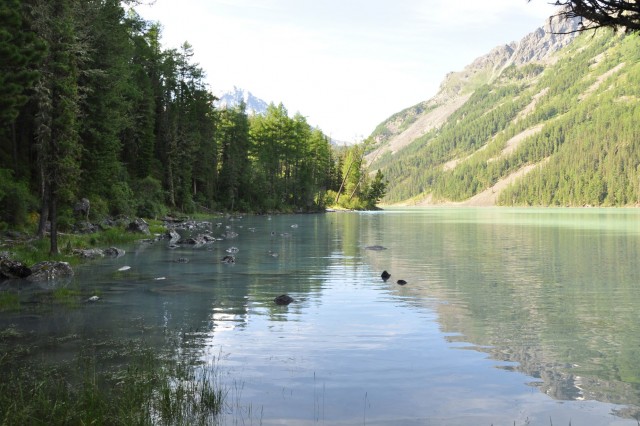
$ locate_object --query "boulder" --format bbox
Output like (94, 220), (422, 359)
(166, 229), (181, 243)
(73, 198), (90, 219)
(72, 248), (105, 259)
(0, 257), (32, 279)
(73, 221), (98, 234)
(27, 261), (74, 282)
(104, 247), (126, 257)
(182, 233), (216, 245)
(221, 255), (235, 264)
(182, 235), (206, 245)
(127, 218), (150, 235)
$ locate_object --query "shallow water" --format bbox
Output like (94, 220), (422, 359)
(2, 208), (640, 425)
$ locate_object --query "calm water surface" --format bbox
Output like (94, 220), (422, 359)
(2, 208), (640, 425)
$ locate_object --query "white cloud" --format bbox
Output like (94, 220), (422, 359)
(136, 0), (561, 141)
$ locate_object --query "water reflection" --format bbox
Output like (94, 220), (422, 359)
(2, 209), (640, 424)
(362, 208), (640, 417)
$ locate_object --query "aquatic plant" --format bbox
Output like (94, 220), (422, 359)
(0, 341), (225, 425)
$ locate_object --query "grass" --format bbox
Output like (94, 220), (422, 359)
(0, 292), (20, 311)
(4, 219), (169, 267)
(0, 339), (225, 426)
(51, 287), (83, 307)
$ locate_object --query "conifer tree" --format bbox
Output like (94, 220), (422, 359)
(31, 0), (82, 253)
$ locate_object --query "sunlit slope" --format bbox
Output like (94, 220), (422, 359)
(370, 23), (640, 207)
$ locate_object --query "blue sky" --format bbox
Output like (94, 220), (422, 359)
(136, 0), (559, 142)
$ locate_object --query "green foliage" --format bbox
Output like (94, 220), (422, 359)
(135, 176), (167, 219)
(0, 169), (35, 228)
(375, 30), (640, 207)
(109, 181), (135, 216)
(0, 0), (342, 229)
(331, 142), (388, 210)
(0, 0), (44, 129)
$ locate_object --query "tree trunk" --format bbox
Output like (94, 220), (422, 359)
(49, 182), (58, 255)
(37, 167), (49, 238)
(335, 158), (356, 204)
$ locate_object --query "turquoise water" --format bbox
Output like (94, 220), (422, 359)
(2, 208), (640, 425)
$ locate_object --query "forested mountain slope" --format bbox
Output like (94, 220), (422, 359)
(370, 19), (640, 207)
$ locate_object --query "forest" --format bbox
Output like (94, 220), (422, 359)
(371, 29), (640, 207)
(0, 0), (386, 250)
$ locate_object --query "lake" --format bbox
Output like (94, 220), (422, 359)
(2, 208), (640, 425)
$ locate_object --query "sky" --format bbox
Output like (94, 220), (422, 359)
(135, 0), (559, 142)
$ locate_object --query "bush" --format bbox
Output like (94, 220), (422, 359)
(109, 182), (135, 216)
(87, 196), (108, 221)
(134, 176), (167, 219)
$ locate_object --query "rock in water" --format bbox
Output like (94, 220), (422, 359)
(221, 255), (235, 264)
(27, 261), (74, 281)
(381, 270), (391, 281)
(274, 294), (294, 305)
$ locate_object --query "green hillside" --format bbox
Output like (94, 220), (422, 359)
(371, 30), (640, 207)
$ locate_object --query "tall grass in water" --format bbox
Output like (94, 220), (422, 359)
(0, 344), (224, 425)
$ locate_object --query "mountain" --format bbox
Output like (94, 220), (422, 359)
(215, 86), (351, 147)
(368, 18), (640, 207)
(215, 86), (269, 115)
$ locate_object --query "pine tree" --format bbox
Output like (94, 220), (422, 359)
(31, 0), (82, 254)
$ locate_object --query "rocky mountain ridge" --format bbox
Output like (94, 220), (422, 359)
(367, 16), (640, 207)
(369, 17), (582, 163)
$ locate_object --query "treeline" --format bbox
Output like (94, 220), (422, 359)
(372, 29), (640, 206)
(0, 0), (386, 250)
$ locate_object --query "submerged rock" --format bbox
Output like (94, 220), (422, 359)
(221, 255), (235, 264)
(365, 245), (387, 251)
